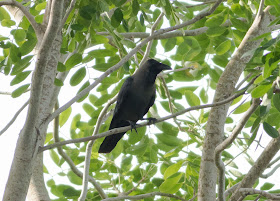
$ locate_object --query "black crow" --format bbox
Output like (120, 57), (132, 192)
(98, 59), (171, 153)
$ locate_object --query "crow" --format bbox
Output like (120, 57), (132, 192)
(98, 59), (171, 153)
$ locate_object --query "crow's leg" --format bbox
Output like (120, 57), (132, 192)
(127, 120), (138, 134)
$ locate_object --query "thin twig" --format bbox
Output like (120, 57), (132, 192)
(78, 96), (117, 201)
(260, 163), (280, 178)
(124, 165), (156, 195)
(139, 12), (164, 66)
(0, 0), (43, 36)
(59, 0), (76, 31)
(0, 100), (29, 136)
(215, 98), (260, 201)
(53, 102), (107, 199)
(40, 0), (224, 129)
(40, 86), (249, 152)
(159, 76), (184, 132)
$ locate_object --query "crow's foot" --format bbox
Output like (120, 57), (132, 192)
(141, 117), (157, 125)
(127, 120), (138, 134)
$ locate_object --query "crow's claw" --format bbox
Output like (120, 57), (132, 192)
(127, 120), (138, 134)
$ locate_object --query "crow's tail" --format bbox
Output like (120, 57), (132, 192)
(98, 120), (129, 153)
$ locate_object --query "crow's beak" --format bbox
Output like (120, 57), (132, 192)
(160, 63), (172, 71)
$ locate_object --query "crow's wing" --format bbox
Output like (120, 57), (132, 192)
(98, 77), (133, 153)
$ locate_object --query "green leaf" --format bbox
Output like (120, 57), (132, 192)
(260, 182), (274, 190)
(92, 62), (114, 72)
(19, 38), (37, 56)
(233, 101), (250, 114)
(87, 49), (116, 58)
(1, 19), (16, 27)
(77, 81), (90, 102)
(162, 38), (177, 52)
(156, 134), (182, 146)
(82, 103), (94, 116)
(263, 58), (279, 79)
(71, 24), (84, 31)
(50, 150), (60, 166)
(132, 0), (140, 16)
(9, 44), (21, 62)
(0, 7), (11, 20)
(54, 78), (64, 86)
(70, 67), (86, 86)
(230, 18), (249, 32)
(267, 113), (280, 127)
(11, 55), (33, 75)
(231, 4), (244, 16)
(111, 8), (123, 28)
(57, 62), (66, 72)
(263, 122), (279, 138)
(10, 71), (31, 86)
(205, 15), (224, 27)
(206, 27), (227, 37)
(13, 29), (26, 42)
(35, 2), (47, 11)
(67, 171), (82, 185)
(215, 40), (231, 55)
(251, 84), (272, 98)
(91, 34), (109, 45)
(273, 94), (280, 112)
(159, 173), (183, 193)
(185, 90), (200, 106)
(11, 84), (30, 98)
(164, 161), (183, 179)
(199, 88), (208, 103)
(59, 107), (72, 127)
(65, 53), (82, 70)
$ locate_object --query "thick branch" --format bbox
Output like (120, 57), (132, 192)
(101, 192), (188, 201)
(40, 0), (224, 129)
(239, 188), (280, 200)
(198, 0), (273, 199)
(3, 1), (64, 200)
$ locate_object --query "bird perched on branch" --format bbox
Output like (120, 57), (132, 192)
(98, 59), (171, 153)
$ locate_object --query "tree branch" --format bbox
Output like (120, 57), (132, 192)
(101, 192), (188, 201)
(78, 97), (117, 201)
(53, 103), (107, 199)
(0, 100), (29, 136)
(260, 163), (280, 178)
(139, 12), (164, 66)
(198, 0), (273, 199)
(59, 0), (76, 31)
(215, 98), (260, 201)
(229, 134), (280, 201)
(0, 0), (43, 37)
(40, 0), (224, 129)
(239, 188), (280, 200)
(3, 0), (64, 200)
(39, 86), (248, 152)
